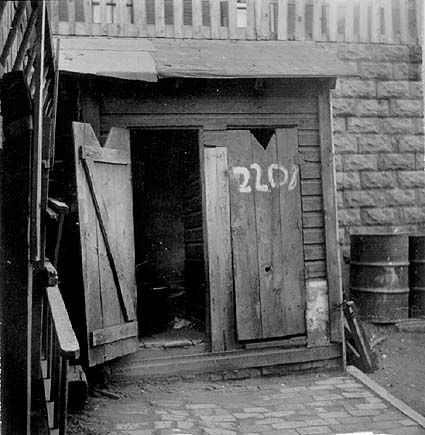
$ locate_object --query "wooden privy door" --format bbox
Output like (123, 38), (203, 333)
(73, 122), (138, 366)
(205, 128), (305, 348)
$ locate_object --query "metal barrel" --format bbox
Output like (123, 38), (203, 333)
(409, 235), (425, 317)
(350, 234), (409, 323)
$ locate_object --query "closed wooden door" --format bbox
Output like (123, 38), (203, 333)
(205, 128), (305, 347)
(73, 122), (138, 366)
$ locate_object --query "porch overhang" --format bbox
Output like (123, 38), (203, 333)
(58, 37), (354, 82)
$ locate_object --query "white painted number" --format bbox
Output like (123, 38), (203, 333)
(232, 166), (252, 193)
(250, 163), (270, 192)
(233, 163), (298, 193)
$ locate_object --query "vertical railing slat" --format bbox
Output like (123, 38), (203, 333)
(359, 0), (369, 42)
(155, 0), (165, 36)
(82, 0), (92, 34)
(210, 0), (220, 39)
(345, 0), (354, 42)
(370, 0), (380, 42)
(68, 0), (76, 34)
(416, 0), (423, 44)
(228, 0), (238, 39)
(192, 0), (203, 38)
(254, 0), (262, 39)
(277, 0), (288, 40)
(99, 0), (107, 34)
(133, 0), (147, 36)
(50, 0), (59, 34)
(118, 0), (128, 35)
(295, 0), (306, 40)
(328, 0), (337, 41)
(173, 0), (183, 38)
(312, 0), (322, 41)
(399, 0), (408, 43)
(246, 0), (256, 39)
(383, 0), (393, 43)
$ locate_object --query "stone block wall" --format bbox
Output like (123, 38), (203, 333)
(327, 43), (424, 259)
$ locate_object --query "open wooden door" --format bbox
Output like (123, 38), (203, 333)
(205, 128), (305, 350)
(73, 122), (138, 366)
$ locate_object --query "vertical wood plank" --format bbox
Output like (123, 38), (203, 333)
(173, 0), (183, 38)
(319, 82), (343, 344)
(254, 0), (263, 39)
(312, 0), (322, 41)
(276, 128), (306, 336)
(246, 0), (256, 39)
(345, 0), (354, 42)
(133, 0), (147, 36)
(192, 0), (202, 38)
(155, 0), (165, 37)
(205, 147), (234, 351)
(295, 0), (306, 40)
(370, 0), (380, 42)
(50, 0), (59, 33)
(359, 0), (369, 42)
(210, 0), (220, 39)
(416, 0), (423, 44)
(116, 0), (126, 35)
(228, 0), (238, 39)
(277, 0), (288, 40)
(227, 131), (262, 341)
(328, 0), (337, 41)
(251, 135), (285, 338)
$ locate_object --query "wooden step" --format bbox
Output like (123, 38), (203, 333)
(44, 378), (51, 401)
(46, 401), (54, 429)
(50, 429), (59, 435)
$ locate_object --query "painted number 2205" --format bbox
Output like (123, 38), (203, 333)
(232, 163), (299, 193)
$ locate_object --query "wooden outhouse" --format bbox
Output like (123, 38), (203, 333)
(54, 37), (349, 375)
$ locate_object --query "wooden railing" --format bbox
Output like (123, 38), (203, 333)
(50, 0), (423, 45)
(41, 263), (80, 435)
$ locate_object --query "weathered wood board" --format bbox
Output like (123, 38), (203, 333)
(73, 122), (138, 366)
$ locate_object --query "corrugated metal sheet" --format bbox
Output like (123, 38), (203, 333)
(152, 39), (354, 79)
(59, 37), (157, 82)
(59, 37), (354, 82)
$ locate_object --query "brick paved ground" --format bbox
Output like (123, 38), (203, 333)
(68, 371), (425, 435)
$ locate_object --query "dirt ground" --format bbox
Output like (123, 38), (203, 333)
(365, 322), (425, 416)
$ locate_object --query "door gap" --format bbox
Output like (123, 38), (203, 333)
(250, 128), (275, 150)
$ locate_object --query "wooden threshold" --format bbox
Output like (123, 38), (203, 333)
(108, 343), (342, 380)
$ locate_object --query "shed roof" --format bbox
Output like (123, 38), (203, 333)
(59, 37), (354, 81)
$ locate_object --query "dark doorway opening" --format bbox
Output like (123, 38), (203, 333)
(131, 129), (206, 347)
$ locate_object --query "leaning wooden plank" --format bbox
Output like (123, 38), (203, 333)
(47, 286), (80, 359)
(0, 1), (27, 68)
(91, 321), (138, 347)
(277, 0), (288, 40)
(80, 145), (130, 165)
(81, 157), (136, 322)
(370, 0), (380, 43)
(12, 7), (37, 71)
(399, 0), (408, 44)
(319, 83), (343, 343)
(205, 147), (234, 351)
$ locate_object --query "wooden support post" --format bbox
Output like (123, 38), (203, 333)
(1, 71), (34, 435)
